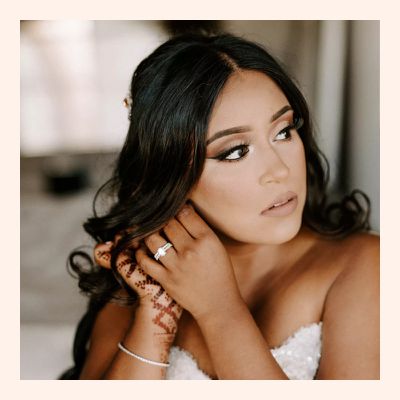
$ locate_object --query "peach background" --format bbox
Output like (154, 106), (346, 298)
(4, 0), (397, 398)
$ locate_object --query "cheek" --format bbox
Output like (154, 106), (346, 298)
(281, 134), (306, 180)
(285, 139), (307, 209)
(192, 167), (253, 209)
(189, 164), (255, 229)
(297, 142), (307, 185)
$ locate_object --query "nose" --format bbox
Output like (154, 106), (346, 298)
(258, 147), (290, 185)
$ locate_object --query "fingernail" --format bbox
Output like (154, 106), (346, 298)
(179, 205), (190, 216)
(105, 241), (113, 245)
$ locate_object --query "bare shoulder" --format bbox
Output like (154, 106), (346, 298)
(341, 230), (379, 258)
(316, 231), (380, 379)
(322, 230), (380, 319)
(331, 231), (379, 284)
(310, 230), (379, 285)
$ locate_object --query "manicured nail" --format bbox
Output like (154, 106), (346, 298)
(179, 205), (190, 216)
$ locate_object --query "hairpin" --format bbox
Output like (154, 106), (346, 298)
(123, 95), (132, 109)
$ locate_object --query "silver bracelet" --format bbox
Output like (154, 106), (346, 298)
(118, 342), (170, 367)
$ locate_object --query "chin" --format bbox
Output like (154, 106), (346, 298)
(259, 221), (302, 245)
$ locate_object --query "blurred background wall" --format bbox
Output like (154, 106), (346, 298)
(20, 20), (379, 379)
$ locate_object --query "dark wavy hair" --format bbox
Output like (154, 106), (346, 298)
(59, 32), (371, 379)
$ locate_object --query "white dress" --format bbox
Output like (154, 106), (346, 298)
(166, 321), (322, 380)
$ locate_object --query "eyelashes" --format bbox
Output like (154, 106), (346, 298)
(213, 116), (304, 163)
(215, 141), (250, 162)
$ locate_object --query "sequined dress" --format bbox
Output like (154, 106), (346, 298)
(165, 321), (322, 380)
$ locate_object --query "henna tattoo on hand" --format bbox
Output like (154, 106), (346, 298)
(111, 247), (182, 339)
(96, 250), (111, 262)
(154, 331), (177, 360)
(134, 273), (158, 290)
(150, 291), (181, 335)
(116, 257), (135, 272)
(126, 262), (137, 278)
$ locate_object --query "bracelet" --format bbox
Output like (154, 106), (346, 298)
(117, 342), (170, 368)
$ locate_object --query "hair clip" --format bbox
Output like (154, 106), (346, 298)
(123, 95), (132, 109)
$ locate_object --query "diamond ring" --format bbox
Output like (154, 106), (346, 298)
(153, 242), (173, 261)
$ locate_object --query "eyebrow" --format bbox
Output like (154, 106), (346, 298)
(206, 105), (293, 146)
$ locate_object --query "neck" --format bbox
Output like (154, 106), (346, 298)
(215, 225), (315, 278)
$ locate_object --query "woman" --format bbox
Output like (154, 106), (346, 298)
(60, 32), (379, 380)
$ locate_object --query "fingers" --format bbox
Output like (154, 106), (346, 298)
(94, 241), (113, 269)
(135, 246), (168, 285)
(176, 203), (212, 239)
(144, 230), (178, 267)
(141, 203), (211, 264)
(94, 232), (122, 270)
(93, 233), (169, 301)
(108, 244), (147, 284)
(163, 217), (192, 251)
(94, 231), (141, 270)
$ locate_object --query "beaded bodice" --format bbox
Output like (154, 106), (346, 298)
(165, 321), (323, 380)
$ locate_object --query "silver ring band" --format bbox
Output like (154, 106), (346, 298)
(154, 242), (173, 260)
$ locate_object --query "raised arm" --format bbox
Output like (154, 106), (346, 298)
(80, 240), (183, 380)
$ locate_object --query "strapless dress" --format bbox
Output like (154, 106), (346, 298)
(166, 321), (322, 380)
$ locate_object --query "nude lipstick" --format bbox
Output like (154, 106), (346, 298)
(261, 191), (298, 217)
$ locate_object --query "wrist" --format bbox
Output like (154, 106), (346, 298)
(134, 301), (180, 340)
(122, 306), (177, 364)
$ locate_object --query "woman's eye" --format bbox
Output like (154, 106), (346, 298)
(275, 128), (292, 141)
(217, 144), (249, 162)
(274, 117), (303, 142)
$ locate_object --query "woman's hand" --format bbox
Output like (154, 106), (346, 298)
(94, 237), (183, 336)
(136, 203), (243, 322)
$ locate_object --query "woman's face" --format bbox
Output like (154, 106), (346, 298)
(189, 70), (307, 245)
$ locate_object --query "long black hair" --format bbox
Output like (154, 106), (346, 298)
(59, 32), (371, 379)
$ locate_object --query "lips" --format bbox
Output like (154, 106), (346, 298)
(262, 191), (298, 212)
